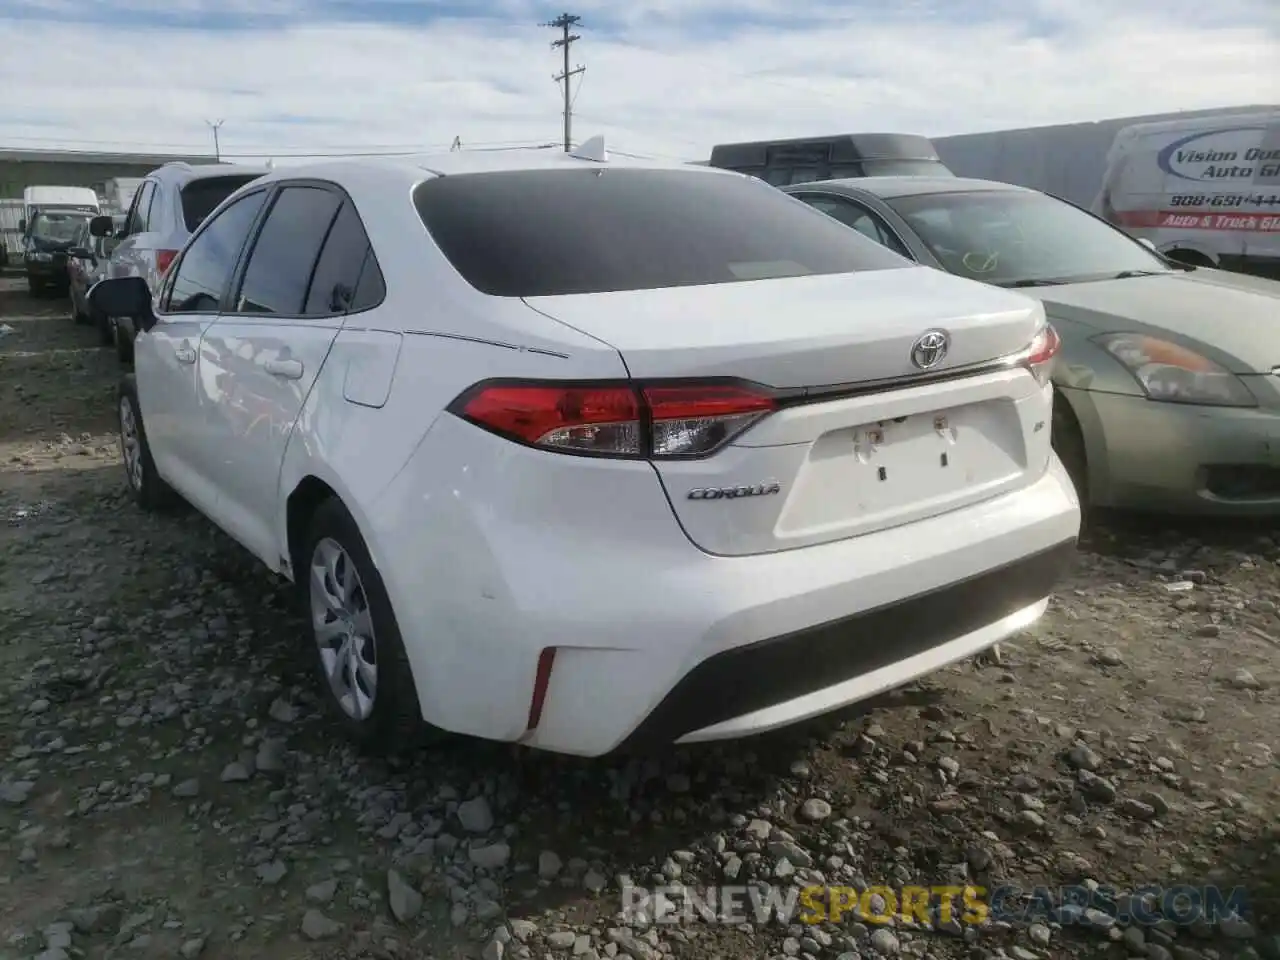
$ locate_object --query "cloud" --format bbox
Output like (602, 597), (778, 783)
(0, 0), (1276, 164)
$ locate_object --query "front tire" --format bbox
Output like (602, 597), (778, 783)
(114, 319), (134, 364)
(301, 498), (427, 753)
(118, 377), (177, 511)
(1051, 390), (1090, 515)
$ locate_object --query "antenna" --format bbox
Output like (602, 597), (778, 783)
(569, 135), (607, 162)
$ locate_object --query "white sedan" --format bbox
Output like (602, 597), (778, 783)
(88, 142), (1080, 757)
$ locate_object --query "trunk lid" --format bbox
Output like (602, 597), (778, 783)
(524, 267), (1042, 388)
(525, 267), (1055, 556)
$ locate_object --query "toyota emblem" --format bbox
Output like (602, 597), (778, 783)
(910, 330), (950, 370)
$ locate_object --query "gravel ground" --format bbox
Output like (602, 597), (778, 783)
(1, 273), (1277, 960)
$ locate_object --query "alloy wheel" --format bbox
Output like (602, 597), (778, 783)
(309, 537), (379, 720)
(119, 396), (143, 492)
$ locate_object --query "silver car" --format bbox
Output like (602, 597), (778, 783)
(67, 215), (123, 341)
(784, 176), (1280, 517)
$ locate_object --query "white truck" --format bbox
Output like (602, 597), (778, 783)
(21, 185), (101, 232)
(19, 186), (102, 295)
(1090, 111), (1280, 277)
(102, 177), (143, 215)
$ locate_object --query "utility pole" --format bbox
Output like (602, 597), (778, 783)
(541, 13), (584, 152)
(206, 119), (224, 161)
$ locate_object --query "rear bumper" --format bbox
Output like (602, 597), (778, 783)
(622, 541), (1070, 749)
(1063, 385), (1280, 515)
(368, 415), (1080, 756)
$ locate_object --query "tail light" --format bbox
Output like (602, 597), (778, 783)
(448, 379), (777, 459)
(1023, 323), (1061, 386)
(155, 249), (178, 277)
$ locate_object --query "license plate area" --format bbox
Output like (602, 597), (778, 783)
(776, 400), (1027, 536)
(847, 411), (972, 511)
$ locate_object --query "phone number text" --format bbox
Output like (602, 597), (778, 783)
(1170, 194), (1280, 207)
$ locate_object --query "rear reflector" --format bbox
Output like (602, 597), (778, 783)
(1024, 323), (1061, 386)
(526, 648), (557, 731)
(449, 379), (777, 459)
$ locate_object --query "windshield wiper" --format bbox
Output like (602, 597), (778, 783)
(1110, 269), (1167, 280)
(996, 277), (1073, 288)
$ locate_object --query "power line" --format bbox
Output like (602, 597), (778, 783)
(1, 133), (551, 152)
(216, 142), (558, 159)
(541, 12), (584, 152)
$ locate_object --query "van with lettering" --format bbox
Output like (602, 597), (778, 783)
(1091, 111), (1280, 278)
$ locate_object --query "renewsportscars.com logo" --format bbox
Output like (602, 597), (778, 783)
(620, 882), (1251, 929)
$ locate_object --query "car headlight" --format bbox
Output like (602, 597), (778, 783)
(1094, 333), (1256, 407)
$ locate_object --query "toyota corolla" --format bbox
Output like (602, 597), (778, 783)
(89, 144), (1079, 757)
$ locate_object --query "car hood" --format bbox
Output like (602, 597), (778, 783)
(1022, 271), (1280, 374)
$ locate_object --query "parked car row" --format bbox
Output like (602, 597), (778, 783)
(22, 160), (269, 357)
(76, 138), (1277, 759)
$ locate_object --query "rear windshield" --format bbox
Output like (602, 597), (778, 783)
(181, 175), (263, 231)
(413, 168), (910, 297)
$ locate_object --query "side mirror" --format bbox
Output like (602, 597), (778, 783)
(17, 218), (25, 234)
(88, 277), (157, 334)
(89, 215), (116, 238)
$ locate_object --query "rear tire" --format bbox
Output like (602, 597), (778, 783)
(300, 498), (431, 754)
(118, 376), (178, 512)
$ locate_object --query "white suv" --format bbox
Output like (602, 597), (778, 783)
(90, 161), (267, 362)
(88, 146), (1079, 757)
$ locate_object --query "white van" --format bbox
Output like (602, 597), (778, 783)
(21, 185), (101, 232)
(1092, 111), (1280, 277)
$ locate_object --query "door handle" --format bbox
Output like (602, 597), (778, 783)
(265, 358), (304, 380)
(174, 345), (196, 364)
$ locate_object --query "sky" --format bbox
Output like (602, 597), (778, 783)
(0, 0), (1277, 164)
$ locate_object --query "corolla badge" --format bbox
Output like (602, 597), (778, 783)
(687, 482), (781, 501)
(910, 329), (950, 370)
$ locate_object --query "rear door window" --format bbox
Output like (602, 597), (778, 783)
(302, 200), (383, 315)
(181, 175), (265, 232)
(414, 168), (909, 297)
(125, 181), (154, 236)
(232, 186), (343, 315)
